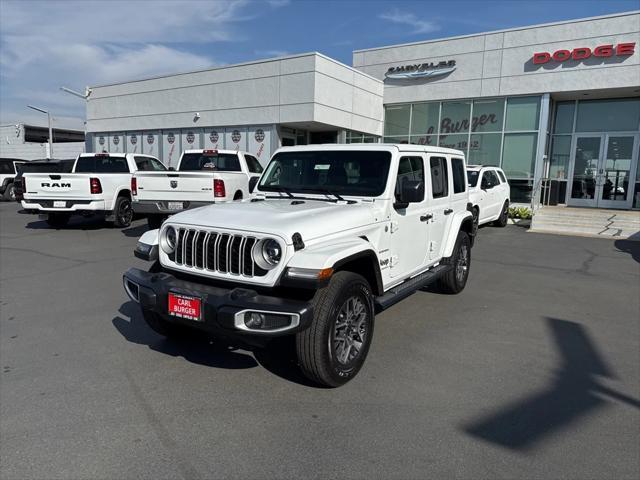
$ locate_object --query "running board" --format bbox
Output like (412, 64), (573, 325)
(374, 264), (452, 310)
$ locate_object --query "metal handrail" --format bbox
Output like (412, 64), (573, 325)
(531, 177), (552, 213)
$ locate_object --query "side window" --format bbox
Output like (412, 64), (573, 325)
(451, 157), (466, 194)
(481, 171), (499, 188)
(135, 156), (166, 171)
(430, 156), (449, 198)
(497, 170), (507, 183)
(395, 156), (424, 201)
(244, 154), (264, 174)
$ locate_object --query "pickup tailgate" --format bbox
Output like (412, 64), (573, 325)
(23, 173), (93, 200)
(134, 171), (218, 202)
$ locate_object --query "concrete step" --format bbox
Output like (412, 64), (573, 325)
(530, 206), (640, 239)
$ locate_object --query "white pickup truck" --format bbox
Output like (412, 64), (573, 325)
(21, 153), (166, 228)
(124, 144), (476, 387)
(132, 149), (264, 228)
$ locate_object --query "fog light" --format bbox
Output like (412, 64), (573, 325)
(245, 312), (265, 328)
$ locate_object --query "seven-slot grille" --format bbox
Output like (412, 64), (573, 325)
(168, 228), (268, 277)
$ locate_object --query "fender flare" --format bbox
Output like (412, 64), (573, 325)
(285, 237), (384, 294)
(442, 211), (474, 258)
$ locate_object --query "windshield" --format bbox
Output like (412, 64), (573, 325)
(258, 150), (391, 197)
(75, 155), (129, 173)
(467, 170), (480, 187)
(179, 152), (240, 172)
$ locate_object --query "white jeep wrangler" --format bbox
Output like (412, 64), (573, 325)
(123, 144), (475, 387)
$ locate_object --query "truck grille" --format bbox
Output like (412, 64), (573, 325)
(169, 228), (267, 277)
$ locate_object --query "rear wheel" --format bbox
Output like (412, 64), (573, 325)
(296, 271), (374, 387)
(113, 196), (133, 228)
(3, 183), (15, 201)
(438, 231), (471, 294)
(46, 212), (70, 228)
(493, 201), (509, 227)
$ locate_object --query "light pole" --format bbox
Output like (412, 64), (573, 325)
(27, 105), (53, 158)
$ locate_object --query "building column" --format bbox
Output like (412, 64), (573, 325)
(533, 93), (551, 198)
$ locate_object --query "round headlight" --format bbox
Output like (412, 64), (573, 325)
(253, 238), (282, 269)
(161, 226), (177, 254)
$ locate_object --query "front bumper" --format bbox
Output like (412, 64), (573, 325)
(132, 200), (212, 215)
(123, 267), (313, 343)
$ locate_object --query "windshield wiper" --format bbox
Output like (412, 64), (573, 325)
(298, 187), (345, 202)
(266, 185), (294, 198)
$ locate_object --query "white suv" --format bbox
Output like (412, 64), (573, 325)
(124, 144), (476, 387)
(467, 165), (510, 228)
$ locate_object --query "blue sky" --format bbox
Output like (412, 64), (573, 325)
(1, 0), (638, 129)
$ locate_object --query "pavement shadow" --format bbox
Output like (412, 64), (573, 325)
(614, 238), (640, 264)
(25, 216), (107, 230)
(462, 317), (640, 450)
(121, 223), (149, 238)
(112, 301), (257, 370)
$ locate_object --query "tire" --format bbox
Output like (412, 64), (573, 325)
(113, 196), (133, 228)
(438, 231), (471, 294)
(46, 213), (70, 228)
(493, 201), (509, 228)
(147, 215), (164, 230)
(3, 183), (15, 202)
(142, 309), (188, 338)
(296, 271), (375, 387)
(472, 206), (479, 235)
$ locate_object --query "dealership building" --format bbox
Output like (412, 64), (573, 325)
(85, 11), (640, 209)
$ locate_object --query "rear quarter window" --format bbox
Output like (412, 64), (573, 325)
(451, 157), (466, 193)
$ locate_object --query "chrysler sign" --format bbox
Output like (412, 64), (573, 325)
(385, 60), (456, 80)
(532, 42), (635, 64)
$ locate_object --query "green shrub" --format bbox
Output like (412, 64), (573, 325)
(508, 206), (532, 220)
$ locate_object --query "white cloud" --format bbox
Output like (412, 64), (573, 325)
(0, 0), (250, 127)
(379, 10), (439, 35)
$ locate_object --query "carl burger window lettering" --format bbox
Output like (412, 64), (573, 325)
(532, 42), (635, 65)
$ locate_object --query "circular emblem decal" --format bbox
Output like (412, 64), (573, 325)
(209, 131), (219, 143)
(254, 129), (265, 142)
(147, 134), (154, 145)
(231, 129), (241, 143)
(98, 136), (105, 145)
(130, 135), (137, 145)
(113, 136), (120, 145)
(167, 132), (175, 144)
(186, 131), (195, 144)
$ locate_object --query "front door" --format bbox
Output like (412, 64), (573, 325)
(568, 134), (639, 209)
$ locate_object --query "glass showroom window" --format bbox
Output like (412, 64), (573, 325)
(384, 105), (411, 139)
(410, 103), (439, 145)
(346, 130), (380, 144)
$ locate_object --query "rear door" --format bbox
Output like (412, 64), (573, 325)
(425, 155), (453, 261)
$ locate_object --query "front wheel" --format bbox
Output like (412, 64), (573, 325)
(296, 271), (374, 387)
(438, 231), (471, 294)
(493, 201), (509, 228)
(113, 196), (133, 228)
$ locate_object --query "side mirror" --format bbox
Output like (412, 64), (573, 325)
(168, 166), (176, 171)
(395, 180), (424, 209)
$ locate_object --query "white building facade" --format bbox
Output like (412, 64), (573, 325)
(85, 11), (640, 209)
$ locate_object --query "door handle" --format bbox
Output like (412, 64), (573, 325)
(444, 208), (453, 215)
(420, 214), (433, 222)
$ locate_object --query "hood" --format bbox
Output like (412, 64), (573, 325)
(168, 198), (381, 244)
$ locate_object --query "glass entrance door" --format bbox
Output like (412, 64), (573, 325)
(568, 134), (639, 209)
(598, 135), (638, 209)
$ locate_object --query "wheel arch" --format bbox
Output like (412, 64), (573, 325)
(332, 250), (384, 296)
(442, 211), (474, 257)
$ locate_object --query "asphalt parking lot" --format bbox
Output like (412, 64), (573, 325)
(1, 202), (639, 480)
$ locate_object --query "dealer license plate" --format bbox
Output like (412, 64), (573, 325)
(167, 202), (183, 211)
(53, 201), (66, 208)
(168, 292), (202, 322)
